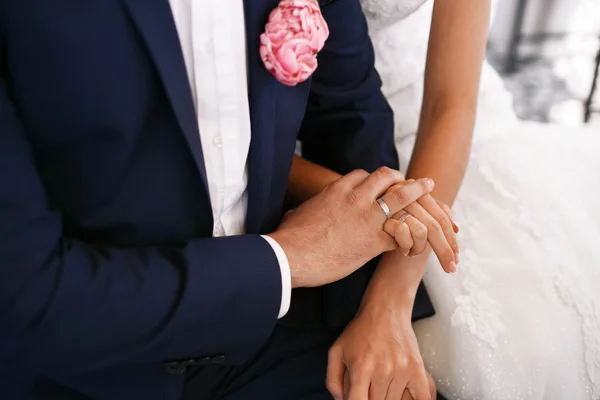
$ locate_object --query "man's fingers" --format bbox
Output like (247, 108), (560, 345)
(356, 167), (407, 199)
(326, 347), (346, 400)
(334, 169), (371, 190)
(377, 178), (434, 216)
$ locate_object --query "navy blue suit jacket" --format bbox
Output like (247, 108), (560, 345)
(0, 0), (433, 398)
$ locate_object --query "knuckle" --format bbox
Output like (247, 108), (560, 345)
(444, 250), (456, 263)
(376, 166), (394, 178)
(392, 188), (409, 204)
(396, 354), (410, 370)
(327, 346), (339, 359)
(354, 357), (374, 375)
(426, 220), (443, 234)
(346, 188), (360, 206)
(434, 210), (451, 226)
(440, 202), (452, 215)
(397, 220), (410, 234)
(328, 179), (346, 193)
(409, 354), (424, 369)
(413, 223), (428, 240)
(352, 169), (370, 182)
(379, 359), (395, 376)
(383, 219), (397, 233)
(389, 183), (404, 193)
(325, 378), (342, 397)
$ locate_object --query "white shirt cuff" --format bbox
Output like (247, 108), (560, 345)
(261, 235), (292, 319)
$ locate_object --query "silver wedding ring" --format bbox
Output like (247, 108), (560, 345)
(398, 212), (412, 223)
(376, 198), (392, 218)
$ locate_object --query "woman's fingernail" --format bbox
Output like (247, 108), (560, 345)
(448, 261), (457, 273)
(426, 178), (435, 190)
(453, 221), (460, 233)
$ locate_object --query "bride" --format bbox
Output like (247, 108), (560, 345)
(371, 0), (600, 398)
(292, 0), (600, 398)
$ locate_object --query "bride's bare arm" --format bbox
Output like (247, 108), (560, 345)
(287, 0), (489, 304)
(409, 0), (490, 205)
(286, 155), (341, 205)
(363, 0), (492, 309)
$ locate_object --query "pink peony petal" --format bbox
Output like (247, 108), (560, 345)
(260, 0), (329, 85)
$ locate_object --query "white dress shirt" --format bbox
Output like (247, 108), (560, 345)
(168, 0), (291, 318)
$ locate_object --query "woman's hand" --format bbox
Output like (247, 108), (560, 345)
(327, 301), (434, 400)
(382, 181), (460, 273)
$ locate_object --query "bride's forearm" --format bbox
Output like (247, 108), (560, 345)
(408, 109), (473, 205)
(409, 0), (490, 205)
(362, 249), (430, 314)
(365, 0), (492, 312)
(286, 154), (341, 205)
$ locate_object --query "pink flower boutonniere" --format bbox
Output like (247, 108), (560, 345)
(260, 0), (330, 86)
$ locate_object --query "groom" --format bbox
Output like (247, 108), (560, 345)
(0, 0), (439, 398)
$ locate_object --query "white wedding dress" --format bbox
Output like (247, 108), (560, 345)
(361, 0), (600, 399)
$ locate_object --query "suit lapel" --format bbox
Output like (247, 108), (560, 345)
(123, 0), (279, 233)
(122, 0), (209, 191)
(244, 0), (280, 233)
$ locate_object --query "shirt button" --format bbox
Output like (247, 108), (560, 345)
(213, 135), (222, 148)
(215, 223), (225, 236)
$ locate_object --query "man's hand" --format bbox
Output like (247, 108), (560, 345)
(268, 167), (434, 288)
(326, 303), (433, 400)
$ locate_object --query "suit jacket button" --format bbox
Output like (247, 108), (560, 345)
(211, 355), (226, 364)
(164, 361), (186, 376)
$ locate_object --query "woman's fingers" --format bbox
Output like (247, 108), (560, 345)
(380, 180), (459, 272)
(326, 346), (345, 400)
(405, 371), (434, 400)
(386, 378), (411, 400)
(383, 218), (414, 255)
(395, 211), (428, 256)
(370, 374), (393, 400)
(403, 202), (457, 273)
(426, 373), (437, 400)
(347, 367), (372, 400)
(436, 199), (459, 233)
(416, 195), (460, 261)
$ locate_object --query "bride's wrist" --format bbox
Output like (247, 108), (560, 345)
(360, 250), (428, 316)
(359, 290), (415, 321)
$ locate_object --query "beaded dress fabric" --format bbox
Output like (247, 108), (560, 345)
(362, 1), (600, 398)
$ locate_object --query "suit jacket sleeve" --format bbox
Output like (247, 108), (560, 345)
(299, 0), (399, 174)
(0, 36), (281, 377)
